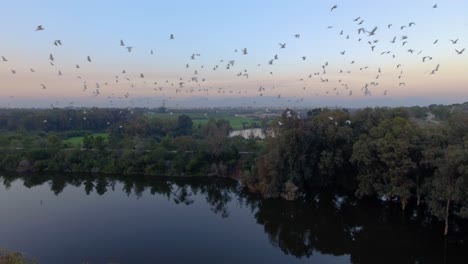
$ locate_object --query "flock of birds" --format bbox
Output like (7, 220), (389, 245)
(0, 3), (466, 108)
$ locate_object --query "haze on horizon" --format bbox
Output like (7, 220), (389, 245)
(0, 0), (467, 108)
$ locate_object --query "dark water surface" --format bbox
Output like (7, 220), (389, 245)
(0, 174), (467, 264)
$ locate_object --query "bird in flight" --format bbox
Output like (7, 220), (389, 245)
(294, 34), (300, 38)
(455, 48), (465, 55)
(126, 46), (133, 52)
(242, 48), (248, 55)
(87, 56), (92, 62)
(35, 25), (44, 31)
(120, 40), (125, 46)
(170, 34), (175, 40)
(279, 43), (286, 48)
(331, 5), (338, 12)
(433, 39), (438, 44)
(54, 40), (62, 46)
(368, 27), (378, 36)
(1, 56), (7, 62)
(450, 39), (459, 44)
(433, 4), (438, 8)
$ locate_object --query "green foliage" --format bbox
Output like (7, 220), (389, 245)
(351, 116), (422, 209)
(0, 249), (36, 264)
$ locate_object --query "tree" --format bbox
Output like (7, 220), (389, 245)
(351, 117), (422, 210)
(427, 144), (468, 235)
(175, 115), (193, 136)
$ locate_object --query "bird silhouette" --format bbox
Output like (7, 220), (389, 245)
(35, 25), (44, 31)
(368, 26), (378, 36)
(331, 5), (338, 12)
(279, 43), (286, 48)
(455, 48), (465, 55)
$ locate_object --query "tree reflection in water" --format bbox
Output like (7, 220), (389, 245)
(1, 173), (467, 263)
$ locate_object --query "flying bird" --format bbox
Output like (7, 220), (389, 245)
(450, 39), (459, 44)
(279, 43), (286, 48)
(126, 46), (133, 52)
(368, 26), (378, 36)
(170, 34), (174, 40)
(87, 56), (92, 62)
(331, 5), (338, 12)
(1, 56), (7, 62)
(120, 40), (125, 46)
(455, 48), (465, 55)
(35, 25), (44, 31)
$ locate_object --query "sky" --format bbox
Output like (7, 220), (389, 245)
(0, 0), (467, 108)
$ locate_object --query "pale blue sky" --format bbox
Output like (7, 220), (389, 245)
(0, 0), (467, 107)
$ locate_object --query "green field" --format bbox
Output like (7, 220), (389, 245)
(149, 112), (260, 130)
(63, 133), (109, 146)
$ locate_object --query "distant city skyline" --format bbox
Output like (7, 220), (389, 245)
(0, 0), (467, 108)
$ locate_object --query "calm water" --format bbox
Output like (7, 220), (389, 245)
(0, 174), (467, 264)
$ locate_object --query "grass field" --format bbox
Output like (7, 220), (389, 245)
(149, 112), (260, 130)
(63, 133), (109, 146)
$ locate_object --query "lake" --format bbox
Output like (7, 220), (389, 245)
(0, 173), (467, 264)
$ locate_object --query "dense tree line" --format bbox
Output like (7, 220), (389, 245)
(0, 112), (258, 179)
(242, 104), (468, 235)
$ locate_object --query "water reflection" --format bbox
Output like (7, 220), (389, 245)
(1, 173), (467, 264)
